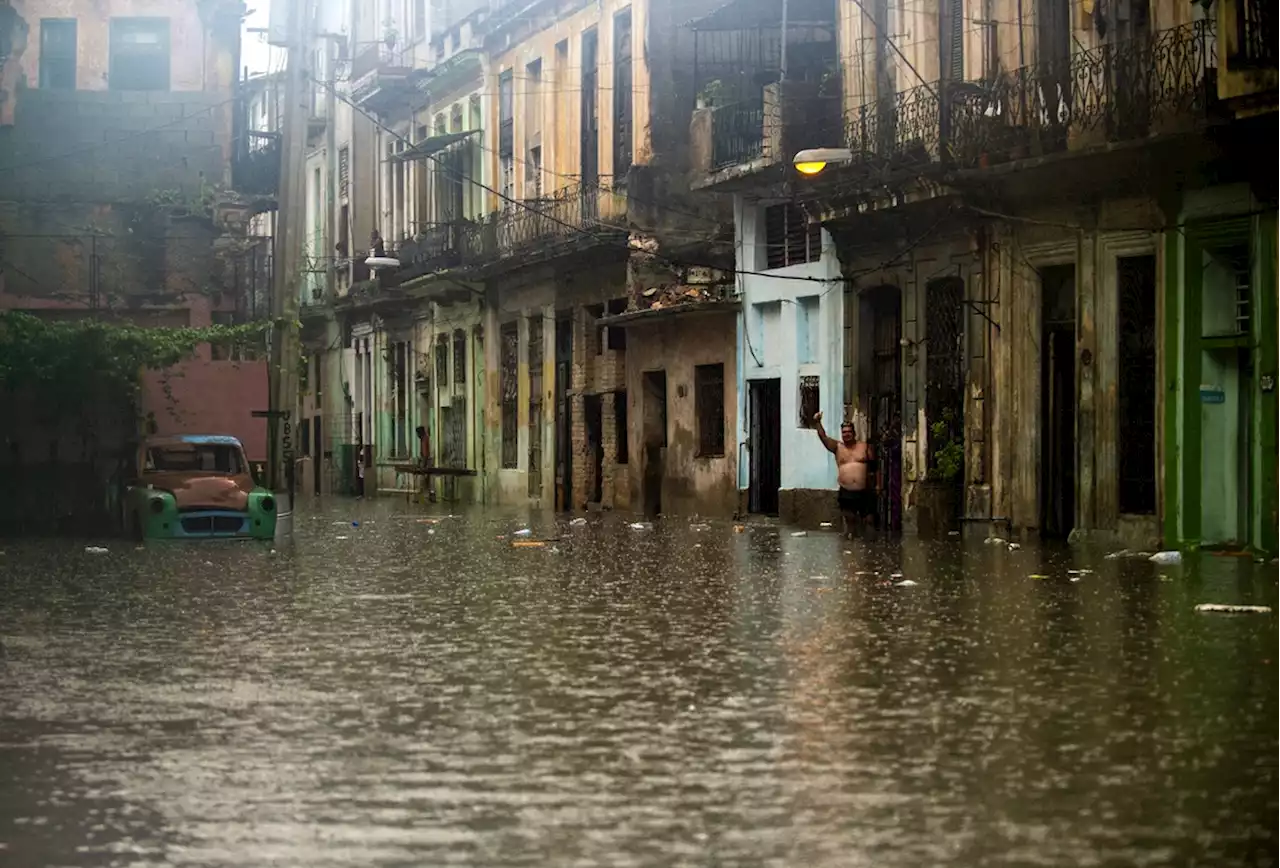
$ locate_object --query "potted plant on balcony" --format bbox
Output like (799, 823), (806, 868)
(696, 79), (728, 109)
(916, 408), (964, 538)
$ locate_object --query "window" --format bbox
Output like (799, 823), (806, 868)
(1237, 0), (1274, 66)
(452, 329), (466, 386)
(612, 10), (633, 180)
(338, 146), (350, 200)
(614, 390), (628, 464)
(498, 70), (515, 202)
(695, 364), (726, 457)
(109, 18), (171, 91)
(527, 145), (543, 199)
(606, 297), (627, 350)
(500, 322), (519, 468)
(435, 336), (448, 387)
(450, 102), (463, 132)
(798, 375), (820, 428)
(39, 20), (76, 90)
(389, 341), (409, 457)
(765, 203), (821, 270)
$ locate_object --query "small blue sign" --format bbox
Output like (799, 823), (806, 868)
(1200, 386), (1226, 405)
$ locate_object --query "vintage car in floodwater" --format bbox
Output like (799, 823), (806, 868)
(123, 435), (277, 540)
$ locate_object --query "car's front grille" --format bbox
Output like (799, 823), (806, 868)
(180, 514), (246, 535)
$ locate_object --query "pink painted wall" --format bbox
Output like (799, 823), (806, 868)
(142, 360), (270, 461)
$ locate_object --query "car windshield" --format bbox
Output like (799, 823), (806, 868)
(146, 444), (245, 475)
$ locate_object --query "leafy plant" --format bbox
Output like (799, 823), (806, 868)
(0, 311), (269, 419)
(697, 79), (728, 107)
(929, 408), (964, 482)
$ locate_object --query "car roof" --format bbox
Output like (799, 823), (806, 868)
(144, 435), (245, 448)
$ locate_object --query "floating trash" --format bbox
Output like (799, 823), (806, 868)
(1195, 603), (1272, 615)
(513, 528), (533, 537)
(84, 546), (109, 554)
(819, 521), (833, 529)
(1149, 551), (1182, 565)
(895, 579), (919, 587)
(512, 540), (546, 548)
(1007, 542), (1022, 551)
(791, 531), (808, 537)
(569, 517), (588, 527)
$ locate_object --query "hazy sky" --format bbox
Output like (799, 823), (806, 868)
(242, 5), (285, 77)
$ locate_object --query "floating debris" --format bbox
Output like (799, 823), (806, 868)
(629, 522), (652, 531)
(1149, 551), (1182, 565)
(819, 521), (833, 529)
(791, 531), (807, 537)
(1007, 542), (1022, 551)
(84, 546), (109, 554)
(569, 517), (588, 527)
(512, 540), (546, 548)
(1195, 603), (1272, 615)
(985, 537), (1007, 546)
(1028, 574), (1048, 580)
(513, 528), (533, 537)
(895, 579), (919, 588)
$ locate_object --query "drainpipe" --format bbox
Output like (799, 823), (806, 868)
(780, 0), (789, 82)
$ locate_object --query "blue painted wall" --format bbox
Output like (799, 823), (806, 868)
(734, 198), (846, 494)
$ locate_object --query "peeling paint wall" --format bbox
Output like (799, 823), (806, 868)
(624, 311), (738, 517)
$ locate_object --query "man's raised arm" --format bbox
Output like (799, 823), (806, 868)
(813, 411), (838, 454)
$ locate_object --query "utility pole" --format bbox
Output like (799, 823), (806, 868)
(265, 0), (311, 535)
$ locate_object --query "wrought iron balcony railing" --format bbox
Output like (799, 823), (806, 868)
(452, 183), (626, 269)
(232, 131), (281, 198)
(836, 21), (1216, 179)
(393, 221), (472, 282)
(711, 99), (766, 169)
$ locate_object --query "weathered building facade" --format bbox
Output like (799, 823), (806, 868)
(292, 0), (739, 517)
(0, 0), (274, 529)
(685, 0), (1275, 548)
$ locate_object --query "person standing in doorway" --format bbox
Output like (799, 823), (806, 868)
(813, 411), (876, 537)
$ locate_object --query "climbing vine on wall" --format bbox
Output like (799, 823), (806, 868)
(0, 311), (269, 416)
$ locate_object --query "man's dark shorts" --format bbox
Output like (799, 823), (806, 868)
(837, 487), (876, 518)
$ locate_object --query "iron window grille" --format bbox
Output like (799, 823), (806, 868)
(696, 364), (726, 457)
(798, 375), (820, 428)
(500, 322), (519, 468)
(765, 204), (821, 270)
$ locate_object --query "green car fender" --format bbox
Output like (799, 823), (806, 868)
(129, 488), (179, 539)
(246, 488), (279, 537)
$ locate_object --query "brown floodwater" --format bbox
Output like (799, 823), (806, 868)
(0, 499), (1275, 866)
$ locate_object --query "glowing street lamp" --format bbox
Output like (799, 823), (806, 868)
(793, 147), (855, 177)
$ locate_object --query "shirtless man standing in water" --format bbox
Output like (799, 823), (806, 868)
(813, 412), (876, 536)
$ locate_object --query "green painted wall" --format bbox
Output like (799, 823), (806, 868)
(1164, 189), (1277, 553)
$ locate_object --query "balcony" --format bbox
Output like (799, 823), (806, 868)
(809, 20), (1217, 200)
(685, 0), (840, 189)
(457, 183), (628, 275)
(350, 44), (417, 116)
(690, 81), (844, 190)
(393, 221), (474, 284)
(232, 131), (281, 202)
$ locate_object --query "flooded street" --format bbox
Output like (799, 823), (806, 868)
(0, 500), (1275, 867)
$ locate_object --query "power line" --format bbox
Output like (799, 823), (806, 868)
(315, 75), (848, 285)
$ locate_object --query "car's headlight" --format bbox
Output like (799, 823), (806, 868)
(149, 497), (166, 514)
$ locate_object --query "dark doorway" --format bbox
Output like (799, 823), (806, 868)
(641, 370), (667, 516)
(864, 286), (902, 533)
(1117, 254), (1157, 515)
(584, 393), (604, 505)
(1040, 263), (1077, 537)
(554, 315), (573, 511)
(748, 378), (781, 515)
